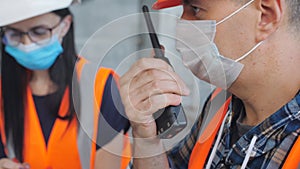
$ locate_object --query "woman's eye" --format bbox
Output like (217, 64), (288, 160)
(191, 6), (200, 14)
(32, 27), (48, 36)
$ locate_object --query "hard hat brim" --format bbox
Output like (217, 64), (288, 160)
(152, 0), (182, 10)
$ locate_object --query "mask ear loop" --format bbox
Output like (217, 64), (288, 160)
(216, 0), (255, 26)
(214, 0), (263, 63)
(235, 41), (263, 62)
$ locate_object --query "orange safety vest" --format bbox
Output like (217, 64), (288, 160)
(0, 58), (131, 169)
(188, 88), (300, 169)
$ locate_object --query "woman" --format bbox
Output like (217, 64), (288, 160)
(0, 0), (130, 168)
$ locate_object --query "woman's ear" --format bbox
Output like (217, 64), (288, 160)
(59, 15), (72, 38)
(256, 0), (283, 41)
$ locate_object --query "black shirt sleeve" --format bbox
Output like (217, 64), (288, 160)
(96, 74), (130, 149)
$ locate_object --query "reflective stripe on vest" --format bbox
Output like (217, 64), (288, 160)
(188, 88), (300, 169)
(0, 58), (131, 169)
(189, 88), (231, 169)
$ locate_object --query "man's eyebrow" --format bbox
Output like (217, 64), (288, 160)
(183, 0), (191, 4)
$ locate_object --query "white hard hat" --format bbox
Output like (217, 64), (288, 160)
(0, 0), (80, 27)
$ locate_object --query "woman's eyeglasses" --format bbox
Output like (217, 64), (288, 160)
(2, 21), (61, 46)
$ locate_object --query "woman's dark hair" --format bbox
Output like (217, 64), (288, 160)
(0, 8), (79, 162)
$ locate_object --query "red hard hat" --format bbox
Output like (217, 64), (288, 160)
(152, 0), (182, 10)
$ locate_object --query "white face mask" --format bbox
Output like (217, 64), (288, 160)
(175, 0), (262, 89)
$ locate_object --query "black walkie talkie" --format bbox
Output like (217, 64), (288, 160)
(142, 5), (187, 139)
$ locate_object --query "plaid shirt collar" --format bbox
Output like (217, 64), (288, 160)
(212, 91), (300, 167)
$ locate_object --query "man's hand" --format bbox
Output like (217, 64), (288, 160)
(120, 58), (190, 139)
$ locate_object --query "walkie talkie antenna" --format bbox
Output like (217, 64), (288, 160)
(142, 5), (187, 139)
(142, 5), (165, 58)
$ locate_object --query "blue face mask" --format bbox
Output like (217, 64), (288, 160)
(4, 36), (63, 70)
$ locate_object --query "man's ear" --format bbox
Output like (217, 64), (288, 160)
(59, 15), (72, 38)
(256, 0), (283, 41)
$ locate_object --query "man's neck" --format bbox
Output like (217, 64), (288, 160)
(233, 83), (299, 126)
(230, 31), (300, 126)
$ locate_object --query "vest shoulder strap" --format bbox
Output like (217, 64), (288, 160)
(76, 58), (113, 169)
(189, 88), (231, 169)
(189, 88), (300, 169)
(76, 58), (131, 169)
(282, 136), (300, 169)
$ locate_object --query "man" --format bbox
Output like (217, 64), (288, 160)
(119, 0), (300, 168)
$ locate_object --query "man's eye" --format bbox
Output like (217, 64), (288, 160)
(191, 6), (200, 14)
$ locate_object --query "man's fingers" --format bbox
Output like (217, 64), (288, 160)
(127, 93), (182, 124)
(129, 68), (189, 97)
(130, 79), (189, 106)
(119, 57), (189, 138)
(120, 58), (173, 86)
